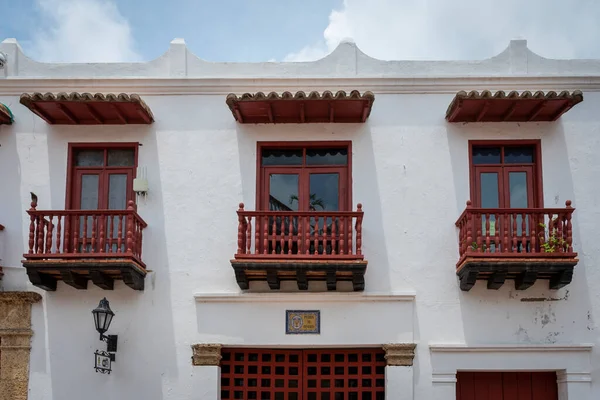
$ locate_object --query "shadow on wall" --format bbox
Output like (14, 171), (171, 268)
(445, 121), (595, 354)
(0, 122), (26, 288)
(34, 122), (179, 400)
(234, 122), (393, 293)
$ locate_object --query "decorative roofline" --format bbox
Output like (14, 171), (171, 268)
(3, 38), (600, 81)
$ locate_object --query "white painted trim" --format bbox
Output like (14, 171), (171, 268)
(194, 292), (416, 303)
(429, 344), (594, 353)
(0, 76), (599, 96)
(431, 372), (458, 384)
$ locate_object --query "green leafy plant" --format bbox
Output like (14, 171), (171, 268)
(538, 220), (566, 253)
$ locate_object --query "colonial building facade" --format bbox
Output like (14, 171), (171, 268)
(0, 37), (598, 400)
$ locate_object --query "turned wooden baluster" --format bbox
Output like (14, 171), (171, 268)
(493, 213), (500, 253)
(138, 223), (144, 259)
(271, 217), (277, 254)
(107, 215), (114, 253)
(566, 200), (573, 252)
(483, 213), (490, 253)
(556, 211), (564, 252)
(91, 215), (97, 253)
(37, 215), (45, 254)
(331, 216), (337, 255)
(304, 216), (311, 255)
(529, 213), (537, 253)
(339, 216), (346, 255)
(280, 216), (285, 254)
(503, 213), (509, 253)
(521, 213), (527, 252)
(81, 214), (89, 253)
(287, 216), (293, 255)
(313, 216), (320, 254)
(98, 215), (105, 253)
(465, 201), (473, 254)
(511, 213), (518, 251)
(348, 213), (354, 255)
(64, 214), (71, 254)
(237, 203), (245, 255)
(263, 215), (268, 254)
(126, 201), (134, 253)
(254, 215), (260, 254)
(297, 216), (303, 254)
(55, 215), (62, 254)
(117, 215), (123, 253)
(246, 215), (253, 255)
(476, 214), (482, 253)
(45, 214), (54, 254)
(73, 214), (79, 254)
(356, 204), (363, 256)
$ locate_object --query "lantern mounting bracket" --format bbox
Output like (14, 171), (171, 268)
(101, 334), (118, 353)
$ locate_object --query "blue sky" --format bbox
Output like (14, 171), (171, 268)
(1, 0), (600, 63)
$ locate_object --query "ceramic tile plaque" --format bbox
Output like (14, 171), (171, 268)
(286, 310), (320, 334)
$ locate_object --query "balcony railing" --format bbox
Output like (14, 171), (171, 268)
(455, 200), (576, 266)
(24, 200), (147, 268)
(235, 203), (364, 261)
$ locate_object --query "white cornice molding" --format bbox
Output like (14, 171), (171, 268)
(429, 344), (594, 352)
(194, 292), (416, 303)
(0, 76), (600, 96)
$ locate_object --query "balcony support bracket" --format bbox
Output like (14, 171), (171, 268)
(27, 270), (57, 291)
(515, 270), (538, 290)
(60, 270), (88, 290)
(267, 270), (280, 290)
(90, 270), (115, 290)
(487, 270), (507, 290)
(549, 267), (574, 290)
(122, 269), (145, 291)
(459, 269), (479, 291)
(296, 271), (308, 290)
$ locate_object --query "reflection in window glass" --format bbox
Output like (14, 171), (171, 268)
(504, 146), (534, 164)
(472, 146), (501, 164)
(80, 174), (99, 209)
(75, 150), (104, 166)
(269, 174), (299, 211)
(509, 172), (528, 208)
(306, 148), (348, 165)
(107, 149), (135, 166)
(108, 174), (128, 210)
(309, 174), (339, 211)
(262, 149), (302, 166)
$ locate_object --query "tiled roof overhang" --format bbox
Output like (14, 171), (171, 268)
(445, 90), (583, 122)
(226, 90), (375, 123)
(0, 103), (13, 125)
(20, 92), (154, 125)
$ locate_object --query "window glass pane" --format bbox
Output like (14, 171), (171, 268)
(504, 146), (534, 164)
(306, 148), (348, 165)
(509, 172), (528, 208)
(480, 173), (499, 208)
(108, 174), (128, 210)
(269, 174), (299, 211)
(80, 174), (99, 209)
(262, 149), (302, 166)
(107, 149), (135, 166)
(309, 174), (339, 211)
(472, 146), (501, 164)
(75, 150), (104, 166)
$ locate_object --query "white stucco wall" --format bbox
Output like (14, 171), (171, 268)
(0, 38), (599, 399)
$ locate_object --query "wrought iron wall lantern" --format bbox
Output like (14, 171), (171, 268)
(92, 297), (117, 373)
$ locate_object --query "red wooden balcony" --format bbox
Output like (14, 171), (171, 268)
(231, 203), (367, 291)
(22, 199), (147, 291)
(455, 200), (577, 291)
(0, 223), (5, 279)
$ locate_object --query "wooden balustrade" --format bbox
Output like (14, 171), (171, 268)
(455, 200), (575, 262)
(24, 200), (147, 268)
(235, 203), (364, 260)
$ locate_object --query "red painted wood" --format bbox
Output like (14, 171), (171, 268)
(457, 371), (558, 400)
(235, 209), (365, 260)
(220, 348), (385, 400)
(455, 202), (576, 265)
(23, 207), (147, 268)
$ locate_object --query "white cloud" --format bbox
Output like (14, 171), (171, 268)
(30, 0), (140, 63)
(284, 0), (600, 62)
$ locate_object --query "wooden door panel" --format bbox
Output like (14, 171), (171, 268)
(457, 372), (558, 400)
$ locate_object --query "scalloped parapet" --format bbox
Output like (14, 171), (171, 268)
(2, 38), (600, 79)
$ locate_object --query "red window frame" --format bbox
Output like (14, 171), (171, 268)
(256, 141), (353, 211)
(468, 140), (544, 208)
(65, 143), (139, 210)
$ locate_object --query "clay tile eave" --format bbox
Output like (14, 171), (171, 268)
(225, 90), (375, 124)
(19, 92), (154, 125)
(445, 90), (583, 123)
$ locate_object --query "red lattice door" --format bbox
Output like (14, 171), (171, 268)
(220, 348), (386, 400)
